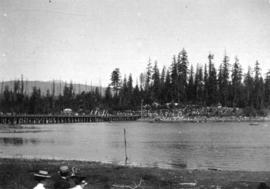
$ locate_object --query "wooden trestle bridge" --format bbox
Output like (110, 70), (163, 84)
(0, 115), (141, 125)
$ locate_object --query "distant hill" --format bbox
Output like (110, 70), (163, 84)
(0, 80), (105, 96)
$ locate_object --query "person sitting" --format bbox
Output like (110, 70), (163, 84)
(54, 165), (74, 189)
(33, 170), (51, 189)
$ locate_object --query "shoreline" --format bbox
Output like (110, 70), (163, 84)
(138, 116), (270, 123)
(0, 115), (269, 126)
(1, 157), (270, 188)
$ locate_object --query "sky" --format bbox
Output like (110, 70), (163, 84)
(0, 0), (270, 86)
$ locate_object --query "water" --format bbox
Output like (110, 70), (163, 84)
(1, 121), (270, 171)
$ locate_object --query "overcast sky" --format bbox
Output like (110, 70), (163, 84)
(0, 0), (270, 86)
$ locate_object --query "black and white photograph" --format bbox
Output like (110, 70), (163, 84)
(0, 0), (270, 188)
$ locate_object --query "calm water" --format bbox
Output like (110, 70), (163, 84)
(1, 121), (270, 171)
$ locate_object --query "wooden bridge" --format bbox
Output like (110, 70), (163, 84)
(0, 115), (141, 125)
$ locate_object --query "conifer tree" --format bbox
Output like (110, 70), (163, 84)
(206, 54), (218, 105)
(253, 61), (264, 109)
(127, 74), (133, 107)
(29, 87), (42, 114)
(164, 70), (172, 103)
(110, 68), (121, 95)
(171, 55), (178, 102)
(243, 66), (254, 107)
(152, 61), (160, 102)
(104, 86), (112, 107)
(132, 84), (141, 109)
(187, 65), (195, 103)
(144, 58), (153, 104)
(139, 73), (145, 90)
(194, 64), (204, 104)
(231, 57), (243, 107)
(145, 58), (153, 91)
(219, 54), (230, 106)
(178, 49), (189, 102)
(160, 66), (166, 86)
(119, 75), (129, 107)
(264, 71), (270, 106)
(203, 63), (208, 105)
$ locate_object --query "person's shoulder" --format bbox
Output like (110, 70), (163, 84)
(33, 183), (45, 189)
(54, 178), (70, 188)
(70, 186), (82, 189)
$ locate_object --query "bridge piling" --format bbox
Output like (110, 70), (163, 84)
(0, 115), (140, 125)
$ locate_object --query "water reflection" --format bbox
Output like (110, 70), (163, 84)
(0, 128), (51, 134)
(0, 137), (60, 146)
(168, 158), (187, 169)
(0, 137), (40, 146)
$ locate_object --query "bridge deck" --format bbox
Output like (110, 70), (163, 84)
(0, 115), (140, 124)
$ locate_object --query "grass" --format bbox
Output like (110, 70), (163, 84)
(0, 158), (270, 188)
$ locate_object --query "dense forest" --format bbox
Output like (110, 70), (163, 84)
(1, 49), (270, 115)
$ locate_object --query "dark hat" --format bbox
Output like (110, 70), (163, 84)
(34, 170), (51, 178)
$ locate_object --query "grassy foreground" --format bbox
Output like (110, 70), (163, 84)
(0, 158), (270, 189)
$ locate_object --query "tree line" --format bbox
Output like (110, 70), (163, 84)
(0, 81), (104, 114)
(0, 49), (269, 115)
(109, 49), (270, 115)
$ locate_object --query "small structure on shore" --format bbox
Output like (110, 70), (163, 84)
(63, 108), (72, 115)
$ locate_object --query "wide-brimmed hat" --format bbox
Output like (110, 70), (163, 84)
(34, 170), (51, 178)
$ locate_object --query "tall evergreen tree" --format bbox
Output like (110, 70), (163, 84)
(243, 66), (254, 107)
(170, 55), (178, 102)
(152, 61), (160, 102)
(127, 74), (133, 92)
(119, 75), (129, 107)
(131, 84), (141, 108)
(2, 86), (11, 112)
(144, 58), (153, 104)
(187, 65), (195, 103)
(253, 61), (264, 109)
(145, 58), (153, 91)
(206, 54), (218, 105)
(264, 71), (270, 106)
(219, 54), (230, 106)
(104, 86), (112, 108)
(139, 73), (145, 90)
(203, 63), (208, 105)
(127, 74), (134, 107)
(164, 70), (172, 103)
(194, 64), (204, 104)
(29, 87), (42, 114)
(110, 68), (121, 95)
(178, 49), (189, 102)
(159, 66), (166, 103)
(231, 57), (243, 107)
(160, 66), (166, 86)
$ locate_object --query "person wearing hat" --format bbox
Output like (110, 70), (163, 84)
(54, 165), (73, 189)
(33, 170), (51, 189)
